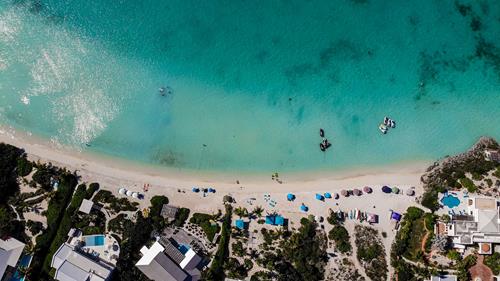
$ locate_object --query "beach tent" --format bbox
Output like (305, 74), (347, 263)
(126, 190), (133, 197)
(300, 204), (309, 212)
(132, 192), (139, 199)
(363, 186), (373, 194)
(192, 187), (200, 193)
(392, 187), (400, 194)
(353, 189), (362, 196)
(367, 213), (378, 223)
(208, 188), (216, 193)
(316, 194), (324, 201)
(265, 215), (285, 226)
(382, 186), (392, 193)
(324, 192), (332, 199)
(334, 193), (339, 199)
(341, 190), (349, 197)
(391, 212), (402, 221)
(118, 188), (127, 195)
(287, 193), (295, 201)
(406, 189), (415, 196)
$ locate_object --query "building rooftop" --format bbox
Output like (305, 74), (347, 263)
(51, 243), (114, 281)
(0, 237), (25, 279)
(79, 199), (94, 214)
(430, 275), (457, 281)
(160, 205), (179, 219)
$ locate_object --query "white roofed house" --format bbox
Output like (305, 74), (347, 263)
(446, 197), (500, 253)
(136, 238), (202, 281)
(0, 237), (25, 280)
(484, 149), (500, 163)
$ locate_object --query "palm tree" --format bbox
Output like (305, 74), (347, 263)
(252, 206), (264, 218)
(234, 207), (248, 218)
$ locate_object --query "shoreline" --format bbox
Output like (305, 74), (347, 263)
(0, 124), (431, 185)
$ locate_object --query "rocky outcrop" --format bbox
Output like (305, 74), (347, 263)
(421, 137), (499, 189)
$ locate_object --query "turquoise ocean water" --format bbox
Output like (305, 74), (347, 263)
(0, 0), (499, 173)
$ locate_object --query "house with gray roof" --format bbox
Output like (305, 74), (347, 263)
(51, 243), (114, 281)
(136, 238), (202, 281)
(160, 205), (179, 222)
(0, 237), (25, 280)
(446, 197), (500, 253)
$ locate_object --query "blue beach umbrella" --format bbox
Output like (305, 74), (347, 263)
(287, 193), (295, 201)
(192, 187), (200, 193)
(208, 188), (216, 193)
(300, 204), (309, 212)
(316, 194), (324, 201)
(324, 192), (332, 199)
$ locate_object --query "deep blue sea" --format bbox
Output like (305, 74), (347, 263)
(1, 0), (499, 172)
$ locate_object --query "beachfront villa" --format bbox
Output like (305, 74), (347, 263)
(445, 197), (500, 253)
(485, 149), (500, 163)
(0, 237), (25, 280)
(427, 274), (458, 281)
(136, 238), (202, 281)
(50, 229), (120, 281)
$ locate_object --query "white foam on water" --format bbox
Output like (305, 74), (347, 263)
(20, 96), (30, 105)
(0, 8), (22, 43)
(53, 87), (118, 146)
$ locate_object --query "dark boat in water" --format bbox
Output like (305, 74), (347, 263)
(320, 128), (325, 138)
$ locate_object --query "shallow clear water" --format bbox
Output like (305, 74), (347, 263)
(1, 0), (499, 172)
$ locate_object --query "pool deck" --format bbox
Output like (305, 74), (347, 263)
(436, 191), (469, 216)
(68, 233), (120, 265)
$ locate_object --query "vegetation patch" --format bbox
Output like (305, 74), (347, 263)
(93, 190), (139, 213)
(355, 225), (387, 281)
(204, 204), (232, 280)
(190, 212), (221, 242)
(484, 252), (500, 275)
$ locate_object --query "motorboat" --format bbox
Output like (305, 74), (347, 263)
(379, 123), (388, 134)
(320, 128), (325, 138)
(390, 119), (396, 128)
(384, 116), (390, 126)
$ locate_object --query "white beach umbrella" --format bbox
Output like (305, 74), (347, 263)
(126, 190), (133, 196)
(118, 188), (127, 195)
(132, 192), (139, 199)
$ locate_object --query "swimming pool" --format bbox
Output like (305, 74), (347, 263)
(441, 194), (460, 208)
(8, 255), (32, 281)
(84, 235), (105, 247)
(178, 244), (190, 255)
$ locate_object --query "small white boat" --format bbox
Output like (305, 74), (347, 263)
(379, 123), (388, 134)
(390, 119), (396, 128)
(384, 116), (390, 126)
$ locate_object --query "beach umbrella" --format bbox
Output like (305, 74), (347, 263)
(192, 187), (200, 193)
(324, 192), (332, 199)
(287, 193), (295, 201)
(208, 188), (216, 193)
(132, 192), (139, 199)
(334, 193), (339, 199)
(406, 189), (415, 196)
(353, 189), (362, 196)
(118, 188), (126, 195)
(300, 204), (308, 212)
(341, 190), (349, 197)
(392, 187), (400, 194)
(316, 194), (324, 201)
(363, 186), (372, 194)
(382, 186), (392, 193)
(126, 190), (133, 197)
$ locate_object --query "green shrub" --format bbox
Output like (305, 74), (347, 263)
(421, 190), (440, 212)
(328, 225), (351, 254)
(484, 252), (500, 275)
(173, 208), (190, 227)
(16, 157), (33, 177)
(86, 183), (99, 199)
(460, 178), (477, 193)
(26, 220), (44, 235)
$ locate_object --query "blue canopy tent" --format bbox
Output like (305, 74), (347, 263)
(300, 204), (309, 212)
(265, 215), (285, 226)
(192, 187), (200, 193)
(382, 186), (392, 193)
(208, 188), (216, 193)
(391, 212), (402, 221)
(235, 219), (246, 230)
(316, 194), (324, 201)
(324, 192), (332, 199)
(287, 193), (296, 201)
